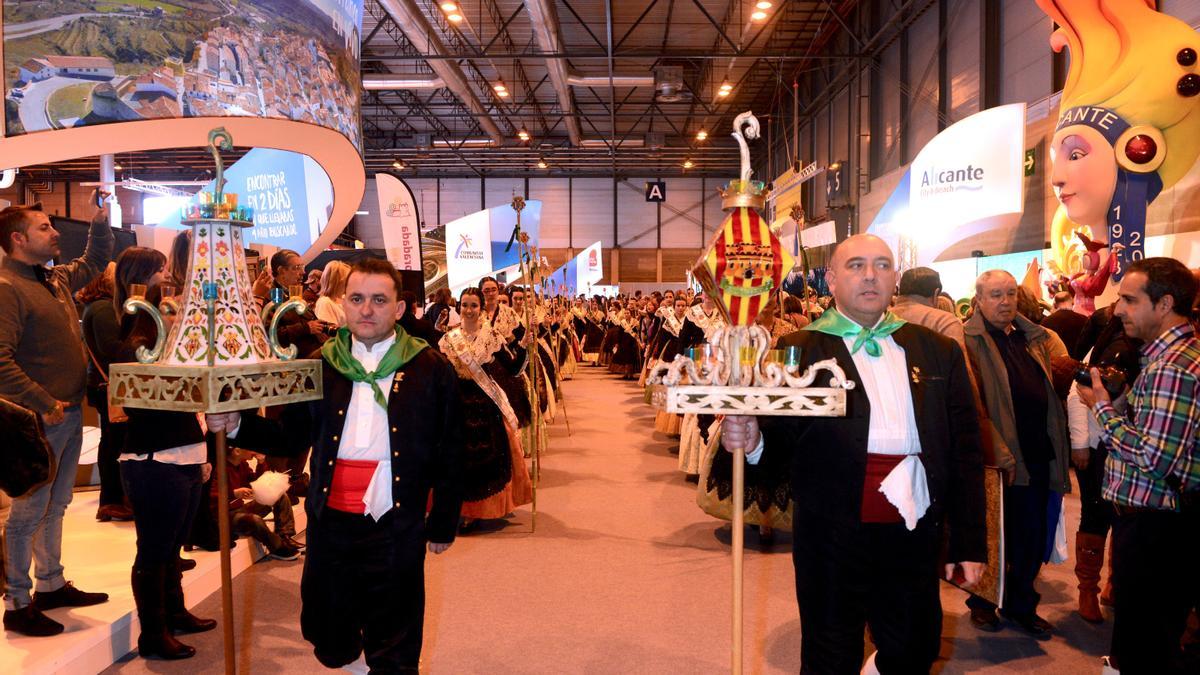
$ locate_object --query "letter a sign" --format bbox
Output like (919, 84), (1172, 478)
(645, 181), (667, 202)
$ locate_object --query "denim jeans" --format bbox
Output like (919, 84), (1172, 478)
(3, 407), (83, 609)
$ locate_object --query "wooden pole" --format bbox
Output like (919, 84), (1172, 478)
(214, 429), (236, 674)
(732, 449), (745, 675)
(728, 328), (745, 675)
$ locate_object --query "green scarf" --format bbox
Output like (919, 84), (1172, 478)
(804, 308), (906, 357)
(321, 326), (428, 408)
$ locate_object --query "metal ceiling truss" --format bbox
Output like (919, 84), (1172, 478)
(22, 0), (869, 183)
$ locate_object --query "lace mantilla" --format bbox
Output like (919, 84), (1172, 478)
(439, 327), (506, 379)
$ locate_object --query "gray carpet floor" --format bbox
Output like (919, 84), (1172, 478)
(104, 367), (1113, 674)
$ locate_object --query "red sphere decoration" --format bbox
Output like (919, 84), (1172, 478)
(1124, 134), (1157, 165)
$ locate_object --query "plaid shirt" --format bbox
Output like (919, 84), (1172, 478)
(1095, 322), (1200, 511)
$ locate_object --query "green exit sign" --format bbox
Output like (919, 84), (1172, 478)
(1024, 149), (1036, 176)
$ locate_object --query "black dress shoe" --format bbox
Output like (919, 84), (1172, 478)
(33, 582), (108, 610)
(969, 606), (1002, 632)
(3, 605), (64, 637)
(1001, 610), (1052, 639)
(177, 557), (197, 572)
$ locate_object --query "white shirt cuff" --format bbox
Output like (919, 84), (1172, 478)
(745, 434), (765, 465)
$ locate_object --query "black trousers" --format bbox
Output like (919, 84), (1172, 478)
(87, 386), (127, 507)
(793, 514), (943, 674)
(1110, 506), (1200, 674)
(120, 460), (203, 567)
(301, 507), (427, 673)
(1073, 444), (1114, 536)
(968, 460), (1050, 618)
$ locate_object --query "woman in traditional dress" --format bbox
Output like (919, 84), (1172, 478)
(439, 288), (533, 529)
(577, 298), (603, 364)
(611, 301), (642, 380)
(676, 293), (725, 478)
(647, 295), (690, 437)
(697, 298), (799, 543)
(598, 299), (623, 368)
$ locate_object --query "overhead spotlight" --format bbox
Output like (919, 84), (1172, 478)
(682, 159), (694, 169)
(113, 163), (123, 171)
(537, 158), (548, 169)
(447, 12), (463, 22)
(517, 128), (530, 141)
(695, 130), (708, 141)
(392, 159), (406, 170)
(719, 82), (733, 91)
(440, 2), (458, 11)
(496, 88), (509, 97)
(716, 89), (730, 98)
(755, 1), (773, 8)
(751, 10), (768, 21)
(493, 82), (507, 92)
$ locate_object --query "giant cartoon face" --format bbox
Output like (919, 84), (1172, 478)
(1049, 124), (1118, 230)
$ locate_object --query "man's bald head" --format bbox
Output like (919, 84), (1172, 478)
(826, 234), (897, 326)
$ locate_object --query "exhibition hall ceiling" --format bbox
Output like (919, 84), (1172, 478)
(7, 0), (866, 180)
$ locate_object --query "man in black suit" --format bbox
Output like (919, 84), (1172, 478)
(722, 234), (987, 674)
(209, 258), (462, 673)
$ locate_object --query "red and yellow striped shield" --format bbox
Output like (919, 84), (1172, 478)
(694, 206), (794, 327)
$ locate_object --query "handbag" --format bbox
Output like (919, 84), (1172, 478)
(0, 397), (53, 498)
(84, 339), (128, 424)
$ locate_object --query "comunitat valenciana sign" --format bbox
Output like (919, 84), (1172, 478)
(869, 103), (1026, 264)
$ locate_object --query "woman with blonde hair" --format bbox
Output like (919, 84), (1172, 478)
(314, 260), (351, 327)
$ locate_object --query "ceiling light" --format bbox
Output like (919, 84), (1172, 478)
(755, 1), (773, 9)
(392, 159), (405, 170)
(496, 88), (510, 97)
(751, 10), (768, 21)
(517, 128), (530, 141)
(493, 82), (507, 92)
(440, 2), (458, 11)
(682, 159), (694, 169)
(716, 89), (730, 98)
(447, 12), (463, 22)
(537, 159), (548, 169)
(695, 130), (708, 141)
(719, 82), (732, 91)
(113, 163), (123, 171)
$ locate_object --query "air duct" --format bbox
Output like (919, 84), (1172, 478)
(377, 0), (503, 145)
(523, 0), (584, 146)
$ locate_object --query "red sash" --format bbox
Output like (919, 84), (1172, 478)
(327, 459), (378, 514)
(860, 454), (904, 524)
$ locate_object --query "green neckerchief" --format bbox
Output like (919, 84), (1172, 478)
(321, 326), (428, 409)
(803, 308), (906, 357)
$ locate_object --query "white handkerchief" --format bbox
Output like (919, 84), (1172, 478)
(879, 454), (930, 531)
(363, 461), (393, 522)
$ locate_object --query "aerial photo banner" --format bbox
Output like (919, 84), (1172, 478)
(0, 0), (366, 259)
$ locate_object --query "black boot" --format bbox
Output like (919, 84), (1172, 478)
(131, 566), (196, 659)
(164, 562), (216, 634)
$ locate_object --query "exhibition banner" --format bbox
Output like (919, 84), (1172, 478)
(444, 200), (542, 292)
(154, 147), (334, 254)
(869, 103), (1026, 264)
(548, 241), (603, 297)
(375, 173), (422, 272)
(2, 1), (364, 149)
